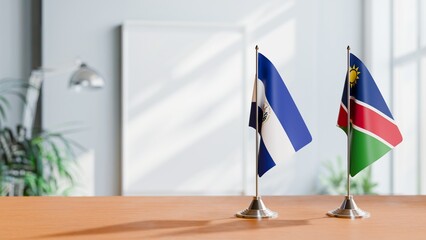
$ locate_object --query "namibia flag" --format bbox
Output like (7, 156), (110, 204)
(337, 53), (403, 177)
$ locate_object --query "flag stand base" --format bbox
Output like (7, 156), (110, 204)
(236, 196), (278, 219)
(327, 195), (370, 219)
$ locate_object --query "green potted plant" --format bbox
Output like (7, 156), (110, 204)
(319, 156), (378, 195)
(0, 79), (81, 196)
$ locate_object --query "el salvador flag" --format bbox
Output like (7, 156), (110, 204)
(249, 53), (312, 177)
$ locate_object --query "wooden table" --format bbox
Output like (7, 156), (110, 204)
(1, 196), (425, 239)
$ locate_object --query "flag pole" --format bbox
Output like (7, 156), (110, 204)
(346, 45), (351, 198)
(255, 45), (259, 198)
(326, 46), (369, 219)
(236, 45), (277, 219)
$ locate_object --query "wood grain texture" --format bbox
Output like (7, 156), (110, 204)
(0, 196), (425, 239)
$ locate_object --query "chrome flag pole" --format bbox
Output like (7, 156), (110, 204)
(236, 45), (277, 219)
(327, 46), (369, 219)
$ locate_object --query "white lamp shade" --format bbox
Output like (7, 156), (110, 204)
(69, 63), (104, 90)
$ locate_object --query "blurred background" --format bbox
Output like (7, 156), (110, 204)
(0, 0), (424, 196)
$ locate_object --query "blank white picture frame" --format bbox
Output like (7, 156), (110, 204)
(121, 21), (247, 195)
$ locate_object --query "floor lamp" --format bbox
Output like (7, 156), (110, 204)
(22, 61), (105, 137)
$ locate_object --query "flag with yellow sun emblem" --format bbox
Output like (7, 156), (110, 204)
(337, 53), (403, 176)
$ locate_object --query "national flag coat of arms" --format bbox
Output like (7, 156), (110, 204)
(249, 53), (312, 177)
(337, 53), (403, 177)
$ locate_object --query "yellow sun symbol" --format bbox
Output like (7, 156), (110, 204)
(349, 65), (360, 87)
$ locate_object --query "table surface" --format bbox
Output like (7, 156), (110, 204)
(1, 195), (425, 239)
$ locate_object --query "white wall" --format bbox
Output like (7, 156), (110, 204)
(42, 0), (363, 195)
(365, 0), (426, 195)
(0, 0), (32, 127)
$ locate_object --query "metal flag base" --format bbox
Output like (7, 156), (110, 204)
(327, 195), (370, 219)
(236, 196), (278, 219)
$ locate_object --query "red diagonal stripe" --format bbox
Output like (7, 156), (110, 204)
(338, 100), (403, 146)
(337, 100), (403, 146)
(337, 104), (348, 127)
(351, 102), (402, 146)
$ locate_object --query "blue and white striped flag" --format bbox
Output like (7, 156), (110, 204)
(249, 53), (312, 177)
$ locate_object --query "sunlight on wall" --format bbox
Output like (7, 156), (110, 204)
(367, 0), (426, 195)
(122, 0), (362, 196)
(173, 31), (243, 79)
(258, 20), (295, 68)
(119, 0), (365, 196)
(393, 0), (417, 58)
(242, 0), (294, 29)
(393, 62), (419, 194)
